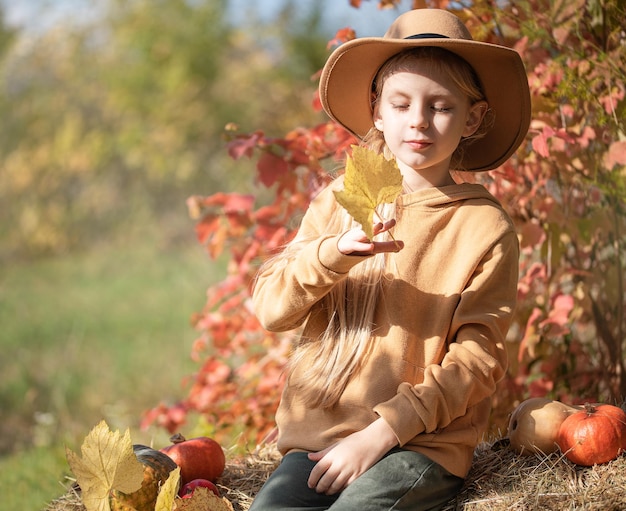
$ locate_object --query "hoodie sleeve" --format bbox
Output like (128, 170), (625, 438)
(252, 184), (371, 332)
(374, 229), (518, 445)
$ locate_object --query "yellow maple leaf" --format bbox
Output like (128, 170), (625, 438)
(65, 420), (144, 511)
(155, 466), (181, 511)
(333, 145), (403, 240)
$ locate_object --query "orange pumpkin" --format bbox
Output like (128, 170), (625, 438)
(557, 403), (626, 466)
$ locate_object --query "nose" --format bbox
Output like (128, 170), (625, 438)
(410, 105), (429, 130)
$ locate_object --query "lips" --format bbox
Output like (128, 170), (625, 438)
(405, 139), (432, 150)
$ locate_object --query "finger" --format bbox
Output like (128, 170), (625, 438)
(354, 242), (376, 253)
(313, 471), (335, 494)
(307, 448), (329, 462)
(373, 218), (396, 235)
(338, 230), (374, 255)
(307, 460), (328, 489)
(342, 242), (376, 256)
(318, 472), (347, 495)
(373, 240), (404, 253)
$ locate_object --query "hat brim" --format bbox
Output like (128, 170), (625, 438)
(319, 37), (531, 171)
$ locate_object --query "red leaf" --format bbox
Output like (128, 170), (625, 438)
(379, 0), (401, 8)
(254, 203), (282, 223)
(141, 403), (188, 434)
(577, 125), (596, 149)
(227, 131), (265, 160)
(205, 226), (227, 259)
(257, 152), (289, 188)
(531, 126), (553, 158)
(255, 224), (287, 250)
(225, 211), (252, 234)
(225, 194), (255, 213)
(327, 27), (356, 49)
(195, 215), (219, 244)
(519, 220), (546, 251)
(311, 89), (323, 112)
(201, 192), (254, 212)
(539, 294), (574, 334)
(600, 87), (625, 115)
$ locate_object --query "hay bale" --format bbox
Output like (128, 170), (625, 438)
(214, 442), (281, 511)
(46, 439), (626, 511)
(442, 439), (626, 511)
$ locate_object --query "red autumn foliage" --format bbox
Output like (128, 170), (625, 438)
(142, 0), (626, 450)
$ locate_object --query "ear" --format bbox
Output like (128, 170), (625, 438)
(373, 104), (384, 132)
(463, 100), (488, 137)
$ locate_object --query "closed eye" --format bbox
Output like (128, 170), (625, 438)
(392, 103), (410, 111)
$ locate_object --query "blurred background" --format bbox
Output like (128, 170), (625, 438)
(0, 0), (411, 508)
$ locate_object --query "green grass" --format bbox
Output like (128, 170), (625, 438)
(0, 241), (226, 510)
(0, 444), (69, 510)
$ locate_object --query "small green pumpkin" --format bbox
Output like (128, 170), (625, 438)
(110, 444), (178, 511)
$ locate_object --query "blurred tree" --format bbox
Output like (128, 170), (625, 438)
(0, 0), (329, 259)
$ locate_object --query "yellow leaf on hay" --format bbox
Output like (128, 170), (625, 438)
(155, 466), (181, 511)
(333, 145), (403, 240)
(175, 487), (235, 511)
(65, 420), (144, 511)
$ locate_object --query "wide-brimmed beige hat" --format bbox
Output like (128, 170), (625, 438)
(319, 8), (531, 171)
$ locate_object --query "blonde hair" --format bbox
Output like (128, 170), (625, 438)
(266, 202), (394, 409)
(267, 47), (490, 409)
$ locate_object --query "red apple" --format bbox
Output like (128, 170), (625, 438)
(179, 478), (220, 498)
(160, 433), (225, 485)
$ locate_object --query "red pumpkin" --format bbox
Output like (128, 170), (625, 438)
(557, 403), (626, 466)
(160, 433), (225, 485)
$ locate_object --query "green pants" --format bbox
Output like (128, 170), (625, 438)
(248, 448), (463, 511)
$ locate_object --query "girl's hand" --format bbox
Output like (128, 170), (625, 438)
(337, 219), (404, 256)
(306, 418), (398, 495)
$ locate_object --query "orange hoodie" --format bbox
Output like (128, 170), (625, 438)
(252, 180), (518, 478)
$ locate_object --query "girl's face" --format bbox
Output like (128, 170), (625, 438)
(373, 60), (487, 187)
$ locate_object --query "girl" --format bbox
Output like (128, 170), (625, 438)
(250, 8), (530, 511)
